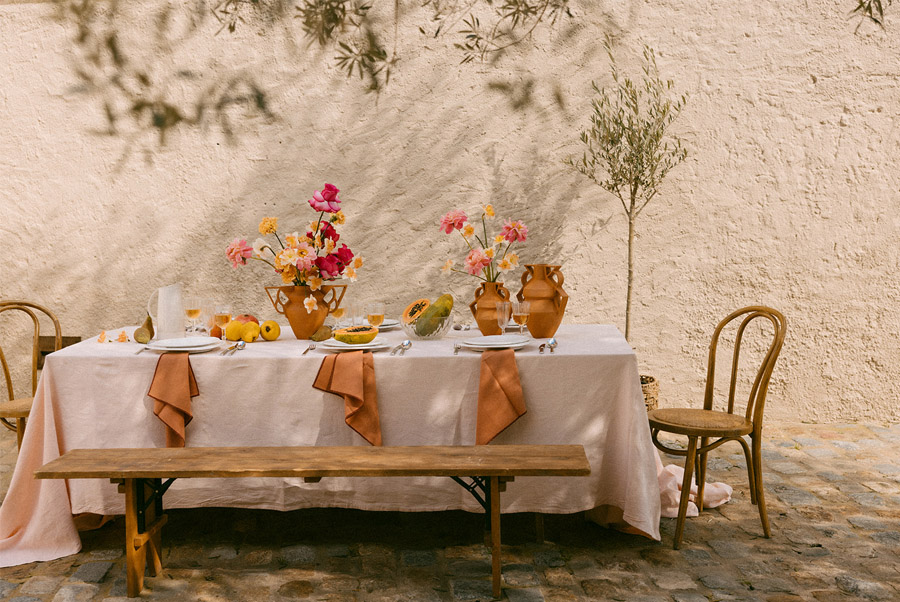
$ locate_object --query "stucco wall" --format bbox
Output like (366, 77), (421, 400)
(1, 1), (898, 423)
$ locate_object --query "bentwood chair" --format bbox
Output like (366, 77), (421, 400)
(648, 306), (786, 549)
(0, 301), (62, 450)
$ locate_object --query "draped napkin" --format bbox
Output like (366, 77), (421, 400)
(148, 352), (199, 448)
(476, 348), (527, 445)
(313, 350), (382, 446)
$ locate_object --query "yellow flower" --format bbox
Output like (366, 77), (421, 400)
(331, 211), (346, 225)
(483, 204), (495, 217)
(280, 265), (298, 283)
(353, 256), (364, 269)
(441, 259), (454, 273)
(507, 252), (519, 266)
(325, 239), (336, 253)
(259, 217), (278, 235)
(485, 247), (495, 259)
(285, 232), (302, 247)
(345, 267), (358, 282)
(497, 257), (514, 273)
(494, 234), (505, 245)
(303, 294), (318, 314)
(463, 224), (475, 238)
(310, 220), (321, 233)
(308, 276), (323, 291)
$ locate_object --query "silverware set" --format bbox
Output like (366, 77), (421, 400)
(219, 341), (246, 355)
(390, 340), (412, 356)
(538, 338), (559, 354)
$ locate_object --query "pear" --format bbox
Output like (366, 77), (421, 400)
(133, 313), (154, 344)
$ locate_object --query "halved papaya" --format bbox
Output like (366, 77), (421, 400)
(402, 298), (431, 324)
(334, 325), (378, 344)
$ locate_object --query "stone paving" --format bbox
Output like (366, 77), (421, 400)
(1, 423), (899, 601)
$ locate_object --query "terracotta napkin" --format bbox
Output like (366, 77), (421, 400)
(476, 348), (527, 444)
(313, 350), (382, 446)
(148, 352), (199, 448)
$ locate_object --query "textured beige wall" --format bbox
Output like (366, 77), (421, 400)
(1, 1), (898, 423)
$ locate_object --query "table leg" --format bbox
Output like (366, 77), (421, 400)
(144, 480), (163, 577)
(123, 479), (147, 598)
(490, 476), (501, 599)
(15, 418), (25, 451)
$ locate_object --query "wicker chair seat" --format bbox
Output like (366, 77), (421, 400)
(648, 408), (752, 438)
(0, 396), (34, 419)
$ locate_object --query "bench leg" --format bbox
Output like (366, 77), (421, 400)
(123, 479), (147, 598)
(489, 476), (501, 600)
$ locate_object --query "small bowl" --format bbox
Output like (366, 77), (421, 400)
(400, 315), (454, 340)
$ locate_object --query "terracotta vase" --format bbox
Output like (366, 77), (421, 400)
(516, 264), (568, 338)
(469, 281), (511, 336)
(265, 284), (347, 339)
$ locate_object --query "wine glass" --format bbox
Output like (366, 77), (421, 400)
(213, 304), (232, 342)
(367, 302), (385, 328)
(495, 302), (511, 334)
(330, 305), (347, 328)
(184, 295), (202, 334)
(511, 300), (530, 335)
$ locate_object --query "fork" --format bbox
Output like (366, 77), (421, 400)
(302, 343), (316, 355)
(453, 343), (462, 355)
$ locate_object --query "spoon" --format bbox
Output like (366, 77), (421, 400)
(228, 340), (246, 355)
(398, 340), (412, 356)
(547, 338), (558, 353)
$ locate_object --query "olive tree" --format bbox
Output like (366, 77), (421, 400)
(568, 40), (687, 341)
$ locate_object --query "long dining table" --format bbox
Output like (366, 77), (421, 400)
(0, 323), (661, 567)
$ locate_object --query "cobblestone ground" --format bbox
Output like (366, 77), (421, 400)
(1, 423), (899, 601)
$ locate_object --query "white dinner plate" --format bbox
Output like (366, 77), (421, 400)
(150, 336), (221, 349)
(367, 318), (400, 331)
(146, 340), (222, 354)
(320, 337), (392, 353)
(460, 334), (530, 351)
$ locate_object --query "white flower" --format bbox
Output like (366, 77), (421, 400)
(253, 238), (275, 259)
(303, 294), (318, 314)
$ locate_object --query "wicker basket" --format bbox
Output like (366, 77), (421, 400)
(640, 374), (658, 412)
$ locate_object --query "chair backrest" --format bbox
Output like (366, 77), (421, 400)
(703, 306), (786, 433)
(0, 301), (62, 399)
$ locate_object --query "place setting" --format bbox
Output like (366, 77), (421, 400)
(455, 301), (533, 353)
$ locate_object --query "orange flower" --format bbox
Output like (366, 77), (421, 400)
(259, 217), (278, 235)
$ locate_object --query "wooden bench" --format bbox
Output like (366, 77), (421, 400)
(35, 444), (590, 599)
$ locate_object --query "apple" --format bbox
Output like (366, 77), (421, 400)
(234, 314), (259, 325)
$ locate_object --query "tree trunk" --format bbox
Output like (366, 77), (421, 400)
(625, 214), (635, 341)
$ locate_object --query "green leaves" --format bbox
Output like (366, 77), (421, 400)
(568, 39), (687, 219)
(850, 0), (892, 28)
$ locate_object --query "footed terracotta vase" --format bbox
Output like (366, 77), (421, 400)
(469, 281), (511, 336)
(516, 264), (568, 338)
(265, 284), (347, 339)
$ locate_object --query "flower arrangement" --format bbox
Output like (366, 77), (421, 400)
(438, 204), (527, 282)
(226, 183), (364, 312)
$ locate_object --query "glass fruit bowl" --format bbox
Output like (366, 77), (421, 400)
(400, 315), (454, 340)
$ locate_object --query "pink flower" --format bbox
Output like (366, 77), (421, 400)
(308, 183), (342, 213)
(315, 254), (342, 279)
(335, 243), (354, 267)
(439, 210), (468, 234)
(464, 248), (492, 276)
(292, 241), (317, 273)
(226, 238), (253, 268)
(501, 219), (528, 243)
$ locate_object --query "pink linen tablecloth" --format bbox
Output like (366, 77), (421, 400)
(0, 323), (661, 566)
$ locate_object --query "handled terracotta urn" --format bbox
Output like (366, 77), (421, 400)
(516, 264), (568, 338)
(469, 281), (511, 336)
(265, 284), (347, 339)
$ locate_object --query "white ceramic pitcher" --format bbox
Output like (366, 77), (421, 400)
(147, 283), (185, 340)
